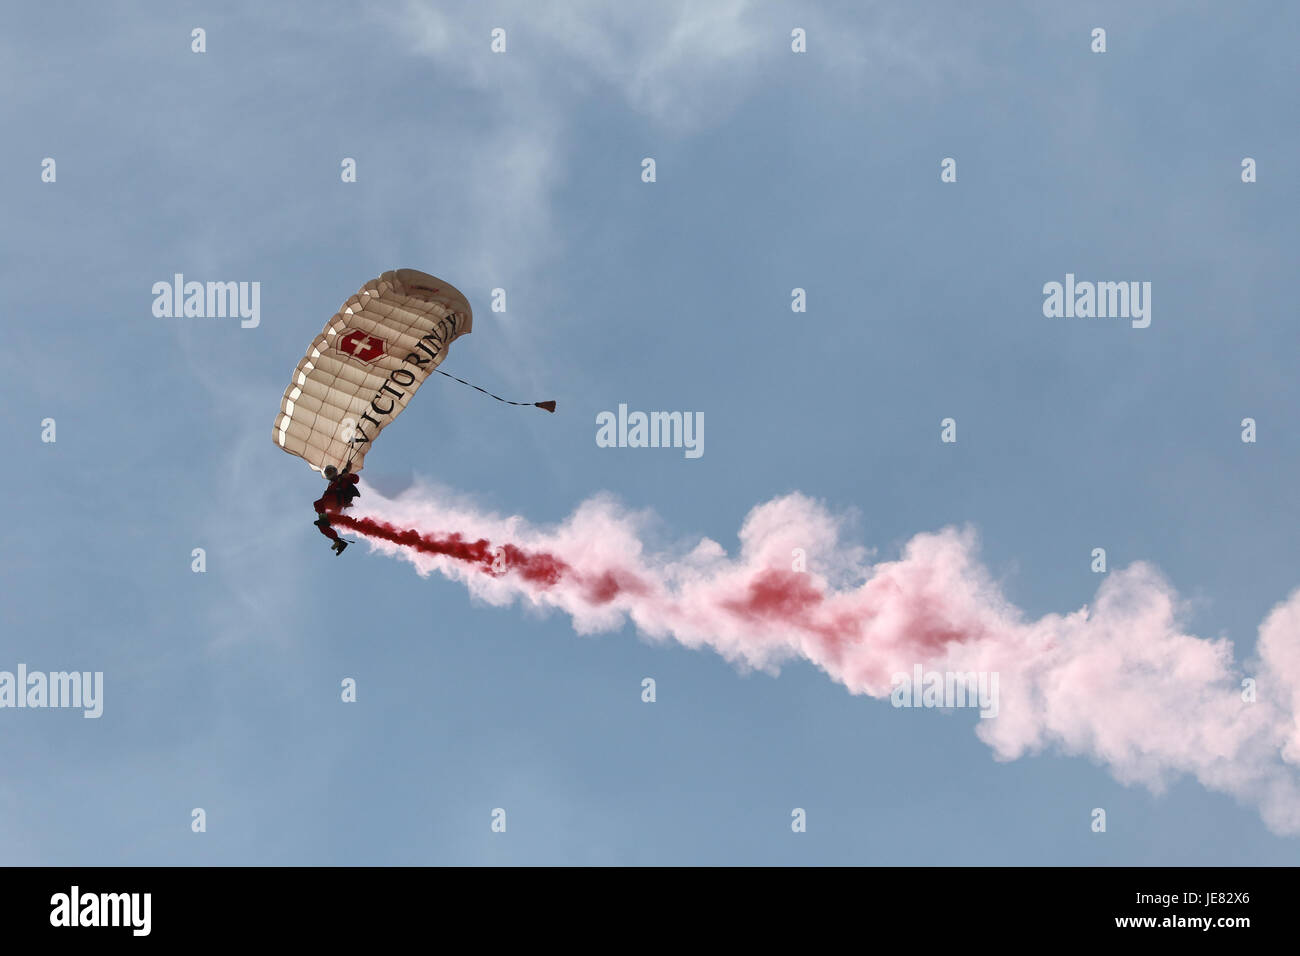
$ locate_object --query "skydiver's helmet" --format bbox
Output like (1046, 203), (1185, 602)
(323, 465), (339, 481)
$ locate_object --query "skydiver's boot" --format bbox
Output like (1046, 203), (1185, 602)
(332, 539), (348, 555)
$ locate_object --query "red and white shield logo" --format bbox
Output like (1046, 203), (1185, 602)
(337, 328), (386, 364)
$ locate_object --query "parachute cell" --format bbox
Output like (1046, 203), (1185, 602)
(272, 269), (472, 474)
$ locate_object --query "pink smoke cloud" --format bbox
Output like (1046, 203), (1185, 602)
(347, 480), (1300, 835)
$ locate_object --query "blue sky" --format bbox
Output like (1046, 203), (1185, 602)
(3, 1), (1298, 864)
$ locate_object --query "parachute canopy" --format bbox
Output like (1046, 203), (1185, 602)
(273, 269), (472, 474)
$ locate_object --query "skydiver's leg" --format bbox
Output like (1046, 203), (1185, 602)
(315, 514), (340, 541)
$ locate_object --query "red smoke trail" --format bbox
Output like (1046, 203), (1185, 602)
(324, 483), (1300, 835)
(330, 512), (648, 605)
(330, 510), (976, 650)
(330, 513), (570, 586)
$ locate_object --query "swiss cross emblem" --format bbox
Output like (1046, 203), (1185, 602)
(337, 328), (386, 363)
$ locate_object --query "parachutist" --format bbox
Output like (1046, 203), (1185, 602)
(275, 271), (555, 561)
(313, 466), (361, 555)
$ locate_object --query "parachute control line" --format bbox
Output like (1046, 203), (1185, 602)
(430, 367), (556, 413)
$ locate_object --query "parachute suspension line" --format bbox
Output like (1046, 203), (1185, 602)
(430, 368), (557, 413)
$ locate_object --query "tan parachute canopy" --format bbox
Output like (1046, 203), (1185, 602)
(272, 269), (472, 474)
